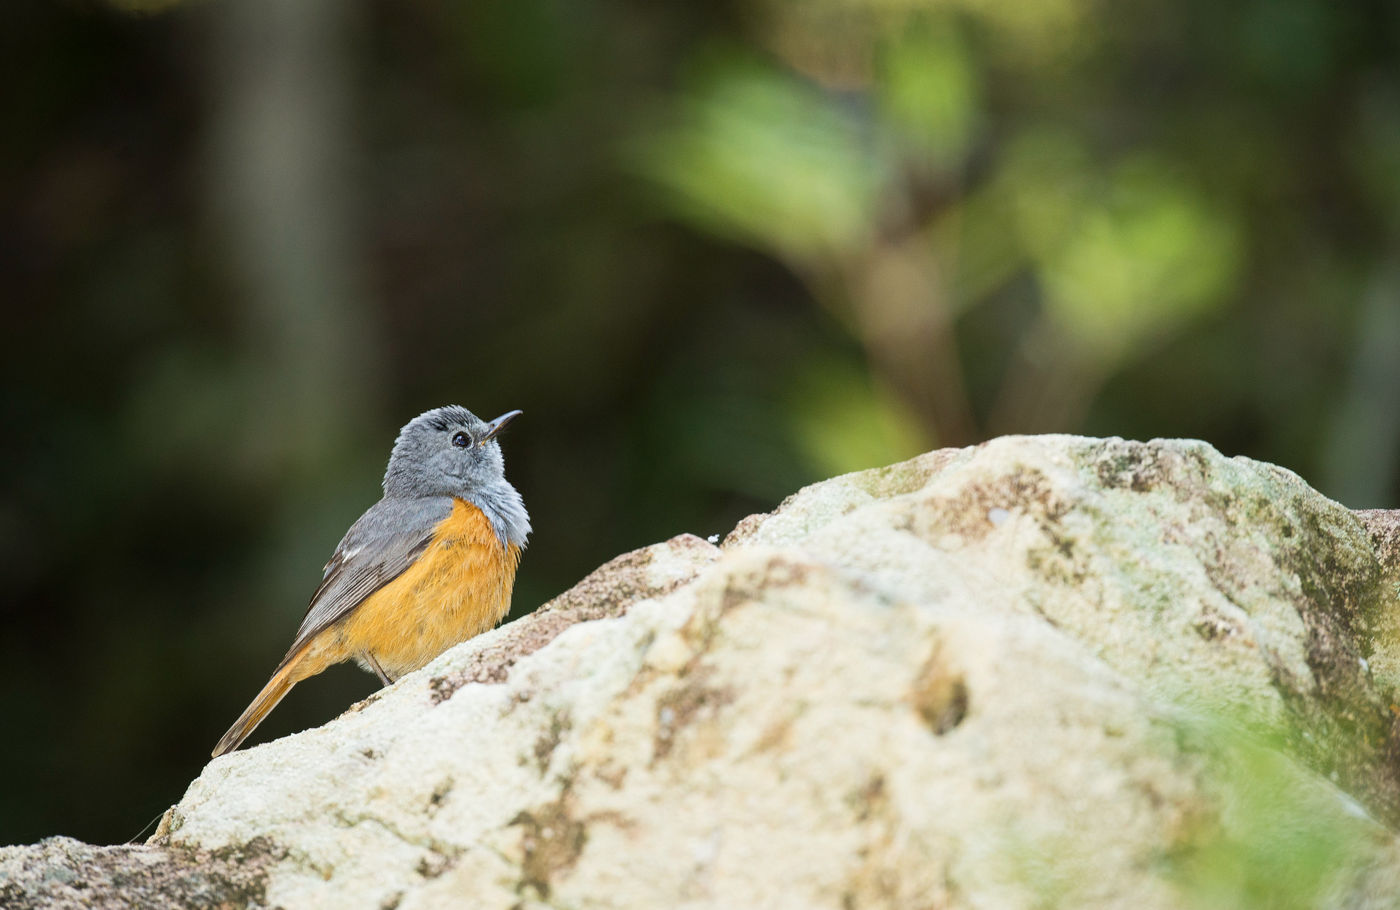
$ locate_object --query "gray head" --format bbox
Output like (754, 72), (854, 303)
(382, 405), (530, 545)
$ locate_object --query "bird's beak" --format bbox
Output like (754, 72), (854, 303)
(480, 409), (522, 445)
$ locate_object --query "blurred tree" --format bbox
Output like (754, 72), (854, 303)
(634, 6), (1251, 452)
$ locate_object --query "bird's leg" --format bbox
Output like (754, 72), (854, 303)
(366, 652), (394, 687)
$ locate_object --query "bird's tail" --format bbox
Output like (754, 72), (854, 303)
(211, 644), (311, 758)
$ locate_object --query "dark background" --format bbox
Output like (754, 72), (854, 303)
(2, 0), (1397, 847)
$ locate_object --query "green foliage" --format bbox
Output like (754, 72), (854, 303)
(876, 18), (980, 170)
(633, 52), (882, 265)
(785, 354), (931, 478)
(633, 9), (1257, 442)
(991, 708), (1388, 907)
(1036, 156), (1242, 365)
(1164, 718), (1382, 910)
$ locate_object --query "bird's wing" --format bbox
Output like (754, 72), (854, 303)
(282, 496), (456, 660)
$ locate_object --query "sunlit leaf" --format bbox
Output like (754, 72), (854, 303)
(876, 16), (980, 170)
(1163, 713), (1382, 910)
(632, 52), (883, 265)
(785, 354), (931, 477)
(1038, 157), (1241, 363)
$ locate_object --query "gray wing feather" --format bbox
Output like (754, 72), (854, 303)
(284, 496), (455, 659)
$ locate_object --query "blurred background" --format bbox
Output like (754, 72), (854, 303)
(1, 0), (1397, 847)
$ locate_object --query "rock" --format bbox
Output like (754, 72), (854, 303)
(0, 835), (283, 910)
(4, 436), (1400, 909)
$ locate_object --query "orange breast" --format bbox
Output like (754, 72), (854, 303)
(334, 497), (521, 678)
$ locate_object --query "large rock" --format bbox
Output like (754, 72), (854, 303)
(5, 436), (1400, 908)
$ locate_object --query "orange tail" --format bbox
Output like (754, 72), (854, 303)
(211, 645), (312, 758)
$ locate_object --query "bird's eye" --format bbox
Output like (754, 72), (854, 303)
(451, 431), (471, 448)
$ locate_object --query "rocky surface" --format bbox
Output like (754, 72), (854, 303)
(4, 436), (1400, 909)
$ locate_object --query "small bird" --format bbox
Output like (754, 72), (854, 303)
(211, 405), (530, 757)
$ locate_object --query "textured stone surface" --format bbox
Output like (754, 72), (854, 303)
(4, 436), (1400, 908)
(0, 835), (283, 910)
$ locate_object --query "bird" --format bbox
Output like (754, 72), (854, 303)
(211, 405), (530, 757)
